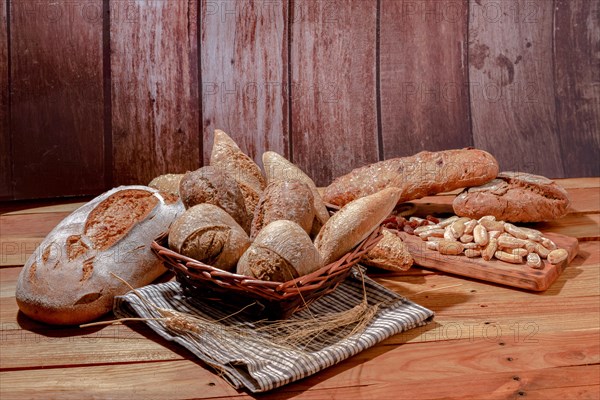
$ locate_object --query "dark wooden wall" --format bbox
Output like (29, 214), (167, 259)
(1, 0), (598, 200)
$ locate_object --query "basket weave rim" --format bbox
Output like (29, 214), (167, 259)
(151, 226), (383, 293)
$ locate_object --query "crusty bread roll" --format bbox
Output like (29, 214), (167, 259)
(262, 151), (330, 234)
(237, 220), (323, 282)
(251, 180), (315, 239)
(324, 148), (499, 207)
(148, 173), (184, 196)
(168, 203), (250, 272)
(210, 130), (266, 220)
(361, 229), (413, 272)
(179, 166), (250, 233)
(453, 171), (571, 222)
(315, 187), (402, 265)
(15, 186), (184, 325)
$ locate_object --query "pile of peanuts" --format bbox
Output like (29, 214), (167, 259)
(384, 215), (569, 269)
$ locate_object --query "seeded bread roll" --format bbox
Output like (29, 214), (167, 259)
(361, 229), (413, 272)
(148, 174), (184, 197)
(251, 180), (315, 239)
(15, 186), (183, 325)
(210, 130), (266, 220)
(237, 220), (323, 282)
(453, 171), (571, 222)
(262, 151), (330, 235)
(179, 166), (251, 233)
(315, 187), (402, 265)
(168, 203), (250, 272)
(323, 148), (499, 207)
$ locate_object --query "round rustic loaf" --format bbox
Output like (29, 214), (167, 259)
(237, 220), (323, 282)
(360, 228), (413, 272)
(148, 173), (184, 196)
(179, 166), (250, 233)
(251, 179), (315, 239)
(15, 186), (184, 325)
(452, 172), (571, 222)
(168, 203), (250, 272)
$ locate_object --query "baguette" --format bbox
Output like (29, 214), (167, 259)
(262, 151), (330, 234)
(210, 130), (266, 219)
(315, 187), (402, 265)
(323, 148), (499, 207)
(15, 186), (183, 325)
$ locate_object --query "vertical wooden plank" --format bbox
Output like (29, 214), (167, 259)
(10, 0), (105, 199)
(469, 0), (564, 177)
(0, 0), (10, 199)
(554, 0), (600, 177)
(111, 0), (200, 185)
(201, 0), (289, 166)
(290, 0), (378, 186)
(380, 0), (471, 158)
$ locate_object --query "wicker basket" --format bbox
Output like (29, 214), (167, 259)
(151, 227), (383, 319)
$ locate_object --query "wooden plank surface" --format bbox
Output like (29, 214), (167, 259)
(399, 231), (579, 291)
(201, 0), (289, 167)
(554, 0), (600, 177)
(290, 0), (378, 186)
(468, 0), (564, 177)
(0, 0), (10, 199)
(0, 178), (598, 398)
(380, 0), (471, 158)
(110, 0), (200, 185)
(9, 0), (106, 199)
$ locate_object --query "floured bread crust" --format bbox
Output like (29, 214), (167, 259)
(15, 186), (184, 325)
(452, 172), (571, 222)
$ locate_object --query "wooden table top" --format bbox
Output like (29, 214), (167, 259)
(1, 178), (599, 399)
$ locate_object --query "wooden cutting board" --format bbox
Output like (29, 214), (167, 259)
(398, 231), (579, 291)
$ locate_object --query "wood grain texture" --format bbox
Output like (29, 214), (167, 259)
(380, 0), (471, 157)
(201, 0), (289, 167)
(111, 0), (200, 185)
(399, 231), (578, 291)
(554, 0), (600, 177)
(469, 0), (564, 178)
(0, 0), (10, 199)
(290, 0), (378, 186)
(9, 0), (105, 199)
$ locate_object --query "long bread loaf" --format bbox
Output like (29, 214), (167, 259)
(323, 148), (499, 207)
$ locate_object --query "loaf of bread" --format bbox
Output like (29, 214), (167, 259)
(15, 186), (184, 325)
(251, 180), (315, 239)
(361, 229), (413, 272)
(315, 187), (402, 265)
(262, 151), (330, 235)
(179, 166), (250, 233)
(210, 130), (266, 220)
(237, 220), (322, 282)
(452, 171), (571, 222)
(168, 203), (250, 272)
(148, 173), (184, 196)
(323, 148), (499, 207)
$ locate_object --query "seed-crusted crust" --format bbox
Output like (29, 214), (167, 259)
(452, 172), (571, 222)
(361, 229), (413, 272)
(323, 148), (499, 207)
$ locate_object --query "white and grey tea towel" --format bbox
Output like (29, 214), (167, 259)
(113, 268), (434, 393)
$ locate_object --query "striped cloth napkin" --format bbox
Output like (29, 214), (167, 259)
(113, 268), (434, 393)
